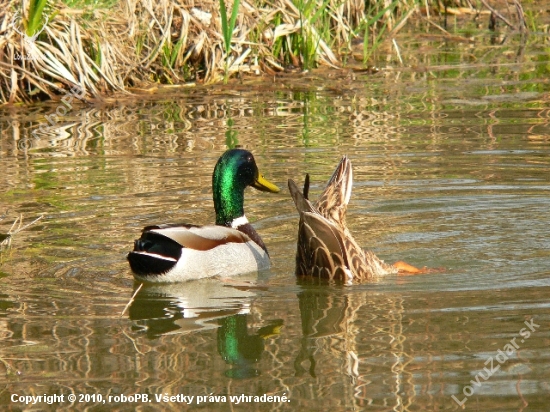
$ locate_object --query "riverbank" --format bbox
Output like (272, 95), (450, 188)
(0, 0), (535, 104)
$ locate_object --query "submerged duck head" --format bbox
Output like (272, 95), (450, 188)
(212, 149), (280, 226)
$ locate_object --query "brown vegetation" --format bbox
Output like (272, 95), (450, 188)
(0, 0), (529, 104)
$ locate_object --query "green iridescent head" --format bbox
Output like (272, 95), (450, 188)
(212, 149), (280, 226)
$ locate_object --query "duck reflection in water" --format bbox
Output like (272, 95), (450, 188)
(218, 314), (283, 379)
(127, 279), (260, 338)
(294, 282), (416, 410)
(294, 284), (350, 377)
(126, 279), (282, 378)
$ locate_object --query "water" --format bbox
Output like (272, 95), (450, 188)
(1, 41), (550, 410)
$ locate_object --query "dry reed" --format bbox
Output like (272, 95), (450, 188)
(0, 0), (528, 104)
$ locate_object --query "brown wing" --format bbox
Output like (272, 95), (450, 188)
(340, 231), (375, 280)
(148, 225), (250, 251)
(295, 212), (352, 281)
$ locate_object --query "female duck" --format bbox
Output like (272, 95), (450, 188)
(288, 155), (422, 282)
(128, 149), (280, 282)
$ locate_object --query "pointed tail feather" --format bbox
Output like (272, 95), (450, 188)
(288, 179), (316, 214)
(314, 156), (353, 223)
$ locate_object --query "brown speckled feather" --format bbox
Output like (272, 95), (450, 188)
(314, 155), (353, 226)
(288, 156), (396, 281)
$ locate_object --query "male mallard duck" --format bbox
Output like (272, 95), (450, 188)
(288, 155), (421, 281)
(128, 149), (280, 282)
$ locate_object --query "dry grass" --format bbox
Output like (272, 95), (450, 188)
(0, 213), (44, 253)
(0, 0), (529, 104)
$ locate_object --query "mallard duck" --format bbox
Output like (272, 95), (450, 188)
(128, 149), (280, 282)
(288, 155), (421, 281)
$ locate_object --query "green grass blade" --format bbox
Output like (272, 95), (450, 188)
(309, 0), (332, 25)
(220, 0), (230, 52)
(170, 38), (184, 67)
(365, 0), (398, 26)
(220, 0), (240, 54)
(229, 0), (240, 39)
(27, 0), (49, 36)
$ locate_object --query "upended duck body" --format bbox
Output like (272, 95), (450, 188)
(128, 149), (280, 282)
(288, 155), (422, 282)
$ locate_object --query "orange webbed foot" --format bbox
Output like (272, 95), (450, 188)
(393, 261), (442, 275)
(393, 260), (423, 274)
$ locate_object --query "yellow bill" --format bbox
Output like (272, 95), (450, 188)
(252, 173), (280, 193)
